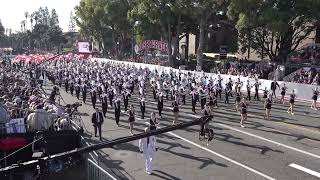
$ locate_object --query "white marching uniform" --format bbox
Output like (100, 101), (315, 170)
(139, 135), (157, 174)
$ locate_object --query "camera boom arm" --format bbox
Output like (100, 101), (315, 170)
(0, 115), (213, 174)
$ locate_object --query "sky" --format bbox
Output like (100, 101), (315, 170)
(0, 0), (80, 33)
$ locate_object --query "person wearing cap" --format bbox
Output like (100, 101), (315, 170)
(91, 108), (104, 140)
(139, 127), (157, 175)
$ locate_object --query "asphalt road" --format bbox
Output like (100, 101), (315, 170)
(43, 81), (320, 180)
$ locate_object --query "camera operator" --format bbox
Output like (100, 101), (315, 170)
(49, 86), (59, 102)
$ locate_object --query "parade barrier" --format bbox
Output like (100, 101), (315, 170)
(91, 58), (320, 103)
(87, 158), (118, 180)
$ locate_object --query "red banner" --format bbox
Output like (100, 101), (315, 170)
(139, 40), (168, 52)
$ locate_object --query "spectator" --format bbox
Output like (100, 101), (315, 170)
(27, 105), (54, 132)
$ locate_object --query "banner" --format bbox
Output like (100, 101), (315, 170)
(6, 118), (26, 134)
(78, 42), (91, 53)
(139, 40), (168, 53)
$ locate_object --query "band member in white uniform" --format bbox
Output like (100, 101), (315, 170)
(139, 127), (157, 175)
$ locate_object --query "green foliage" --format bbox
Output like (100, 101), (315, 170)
(3, 7), (65, 51)
(75, 0), (132, 57)
(228, 0), (320, 61)
(0, 20), (4, 38)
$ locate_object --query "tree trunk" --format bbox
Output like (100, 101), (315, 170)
(167, 21), (173, 67)
(196, 13), (205, 70)
(277, 26), (293, 63)
(316, 20), (320, 43)
(172, 14), (182, 67)
(247, 28), (251, 60)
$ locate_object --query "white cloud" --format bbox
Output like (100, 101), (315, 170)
(0, 0), (80, 33)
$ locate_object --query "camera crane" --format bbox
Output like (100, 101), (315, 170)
(0, 115), (213, 176)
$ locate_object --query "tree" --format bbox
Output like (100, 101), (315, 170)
(128, 0), (191, 67)
(24, 12), (29, 30)
(228, 0), (320, 62)
(75, 0), (132, 57)
(50, 9), (59, 27)
(0, 20), (4, 37)
(183, 0), (227, 69)
(68, 11), (76, 32)
(0, 20), (5, 47)
(17, 7), (66, 51)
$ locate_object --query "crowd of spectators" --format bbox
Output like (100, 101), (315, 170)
(125, 55), (169, 66)
(0, 59), (69, 134)
(289, 44), (320, 64)
(211, 62), (273, 79)
(289, 68), (320, 85)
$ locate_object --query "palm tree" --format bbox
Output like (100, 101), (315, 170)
(24, 12), (29, 31)
(34, 14), (38, 25)
(21, 20), (26, 32)
(30, 13), (34, 31)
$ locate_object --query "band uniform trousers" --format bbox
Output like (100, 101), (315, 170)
(102, 97), (108, 117)
(201, 97), (206, 109)
(254, 90), (259, 100)
(157, 99), (163, 116)
(76, 87), (80, 99)
(192, 98), (196, 113)
(82, 89), (87, 103)
(140, 102), (146, 119)
(182, 95), (186, 105)
(114, 103), (121, 125)
(70, 84), (74, 96)
(91, 94), (97, 109)
(246, 90), (251, 101)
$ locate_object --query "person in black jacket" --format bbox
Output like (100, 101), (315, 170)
(270, 80), (280, 100)
(253, 79), (260, 101)
(91, 108), (104, 140)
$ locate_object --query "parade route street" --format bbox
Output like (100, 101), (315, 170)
(44, 82), (320, 180)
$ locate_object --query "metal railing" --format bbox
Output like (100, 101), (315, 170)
(283, 68), (302, 82)
(87, 158), (118, 180)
